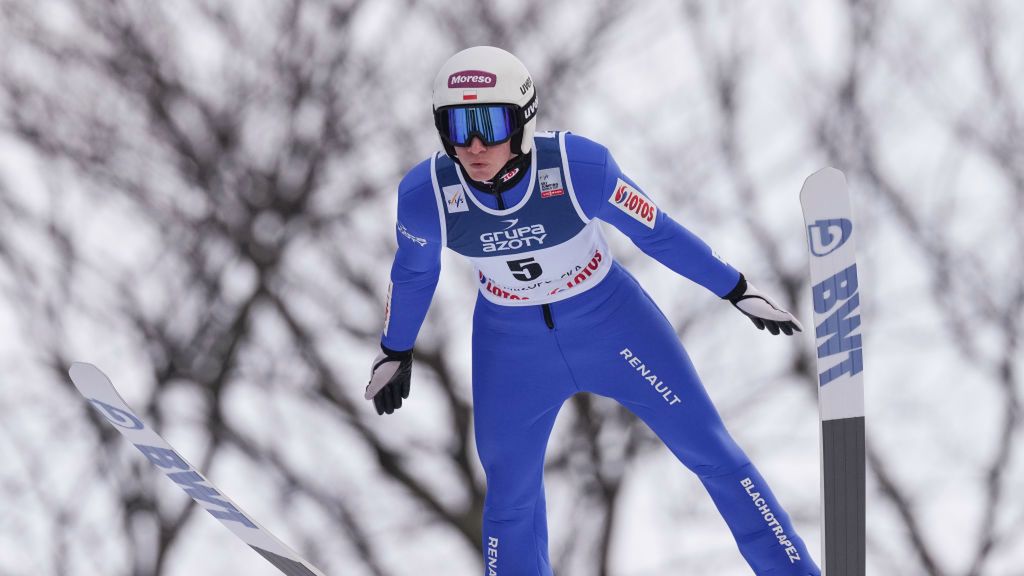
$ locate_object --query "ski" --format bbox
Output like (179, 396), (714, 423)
(68, 362), (328, 576)
(799, 168), (866, 576)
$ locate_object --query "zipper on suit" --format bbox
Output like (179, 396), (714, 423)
(541, 304), (554, 329)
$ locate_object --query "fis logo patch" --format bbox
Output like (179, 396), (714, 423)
(443, 185), (469, 213)
(538, 168), (564, 198)
(807, 218), (852, 257)
(609, 179), (657, 228)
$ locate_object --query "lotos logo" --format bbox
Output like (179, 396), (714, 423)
(550, 249), (603, 294)
(499, 167), (520, 183)
(479, 272), (529, 301)
(609, 179), (657, 229)
(808, 218), (853, 257)
(448, 70), (496, 88)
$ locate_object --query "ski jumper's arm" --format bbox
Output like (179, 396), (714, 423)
(380, 159), (443, 353)
(564, 133), (741, 297)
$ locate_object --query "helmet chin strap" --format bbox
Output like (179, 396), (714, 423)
(462, 152), (531, 195)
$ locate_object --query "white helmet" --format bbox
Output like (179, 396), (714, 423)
(432, 46), (538, 156)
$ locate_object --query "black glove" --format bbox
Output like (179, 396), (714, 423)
(723, 274), (804, 336)
(365, 345), (413, 415)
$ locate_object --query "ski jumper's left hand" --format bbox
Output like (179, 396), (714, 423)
(366, 346), (413, 415)
(723, 274), (803, 336)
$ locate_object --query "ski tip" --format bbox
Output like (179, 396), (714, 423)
(69, 361), (97, 376)
(68, 362), (107, 385)
(799, 166), (847, 202)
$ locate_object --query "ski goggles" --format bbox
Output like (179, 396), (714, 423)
(434, 103), (522, 147)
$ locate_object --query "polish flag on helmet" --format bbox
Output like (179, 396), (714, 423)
(462, 90), (478, 101)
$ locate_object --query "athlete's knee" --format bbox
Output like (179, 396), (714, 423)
(477, 433), (544, 465)
(689, 456), (753, 481)
(481, 454), (545, 487)
(669, 426), (750, 477)
(483, 471), (544, 512)
(483, 500), (537, 523)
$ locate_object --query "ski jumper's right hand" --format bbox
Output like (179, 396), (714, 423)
(723, 274), (804, 336)
(366, 346), (413, 415)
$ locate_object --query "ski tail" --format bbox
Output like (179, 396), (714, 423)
(821, 416), (866, 575)
(799, 168), (867, 576)
(68, 362), (328, 576)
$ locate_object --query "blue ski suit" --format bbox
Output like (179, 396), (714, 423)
(382, 132), (819, 575)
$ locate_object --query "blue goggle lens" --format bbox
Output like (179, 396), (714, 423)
(438, 105), (518, 146)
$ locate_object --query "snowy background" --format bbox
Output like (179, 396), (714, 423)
(1, 1), (1022, 575)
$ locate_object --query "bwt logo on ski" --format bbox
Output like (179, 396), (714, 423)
(609, 179), (657, 229)
(480, 219), (547, 252)
(448, 70), (496, 88)
(137, 444), (259, 529)
(807, 218), (853, 257)
(89, 399), (144, 430)
(812, 263), (864, 386)
(86, 398), (258, 530)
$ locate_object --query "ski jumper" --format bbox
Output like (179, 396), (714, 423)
(382, 132), (819, 576)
